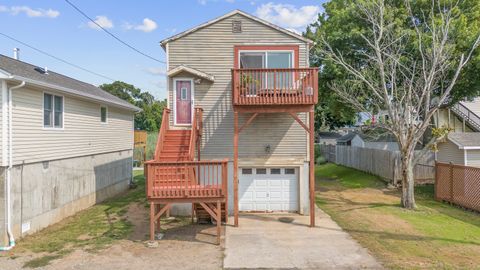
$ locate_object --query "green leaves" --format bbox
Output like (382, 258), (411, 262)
(99, 81), (167, 131)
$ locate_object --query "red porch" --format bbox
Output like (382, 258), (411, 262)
(145, 108), (228, 244)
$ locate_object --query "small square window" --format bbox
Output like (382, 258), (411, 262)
(270, 168), (281, 174)
(242, 168), (252, 175)
(256, 168), (267, 174)
(101, 106), (107, 123)
(285, 168), (295, 175)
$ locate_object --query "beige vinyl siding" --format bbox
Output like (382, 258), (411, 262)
(465, 150), (480, 167)
(437, 140), (464, 165)
(10, 85), (134, 165)
(168, 13), (309, 159)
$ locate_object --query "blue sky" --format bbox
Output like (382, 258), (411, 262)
(0, 0), (325, 100)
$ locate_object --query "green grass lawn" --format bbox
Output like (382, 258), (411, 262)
(316, 163), (480, 270)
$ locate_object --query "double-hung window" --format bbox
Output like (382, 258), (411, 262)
(44, 93), (63, 128)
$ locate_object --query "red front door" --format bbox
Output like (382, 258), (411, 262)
(175, 80), (192, 125)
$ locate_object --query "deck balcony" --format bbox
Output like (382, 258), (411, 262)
(145, 159), (228, 201)
(232, 68), (319, 107)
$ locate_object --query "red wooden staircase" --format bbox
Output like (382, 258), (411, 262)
(145, 107), (228, 244)
(157, 130), (192, 161)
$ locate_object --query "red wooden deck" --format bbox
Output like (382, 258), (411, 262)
(232, 68), (318, 106)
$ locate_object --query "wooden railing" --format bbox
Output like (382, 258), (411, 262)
(154, 108), (171, 160)
(451, 102), (480, 131)
(189, 108), (203, 161)
(232, 68), (318, 106)
(145, 159), (228, 199)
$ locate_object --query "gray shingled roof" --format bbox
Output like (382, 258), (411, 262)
(0, 55), (139, 111)
(336, 132), (359, 143)
(448, 132), (480, 148)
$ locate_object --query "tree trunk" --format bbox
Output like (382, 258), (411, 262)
(400, 152), (416, 209)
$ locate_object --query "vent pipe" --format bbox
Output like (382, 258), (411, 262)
(13, 48), (19, 60)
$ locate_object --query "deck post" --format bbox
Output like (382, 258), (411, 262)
(234, 110), (239, 227)
(309, 110), (315, 227)
(156, 204), (161, 231)
(217, 200), (221, 245)
(150, 201), (155, 241)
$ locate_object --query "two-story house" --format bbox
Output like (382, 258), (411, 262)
(145, 10), (318, 243)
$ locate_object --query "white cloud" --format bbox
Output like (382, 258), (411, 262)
(125, 18), (158, 33)
(0, 5), (60, 18)
(198, 0), (208, 5)
(87, 15), (114, 30)
(255, 3), (320, 31)
(145, 67), (166, 76)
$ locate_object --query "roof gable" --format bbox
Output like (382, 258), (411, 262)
(160, 10), (313, 49)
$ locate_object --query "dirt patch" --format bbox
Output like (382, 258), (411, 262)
(125, 203), (150, 241)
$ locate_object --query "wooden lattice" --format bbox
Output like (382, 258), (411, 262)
(435, 162), (480, 212)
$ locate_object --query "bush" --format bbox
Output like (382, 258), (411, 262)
(314, 144), (321, 160)
(316, 156), (327, 165)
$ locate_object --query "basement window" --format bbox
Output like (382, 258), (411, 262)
(44, 93), (63, 128)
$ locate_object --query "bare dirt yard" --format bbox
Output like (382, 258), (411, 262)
(0, 172), (223, 270)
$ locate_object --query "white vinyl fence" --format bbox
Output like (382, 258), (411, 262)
(319, 144), (435, 185)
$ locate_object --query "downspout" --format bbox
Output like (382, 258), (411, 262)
(0, 80), (25, 251)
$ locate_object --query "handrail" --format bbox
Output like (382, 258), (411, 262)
(452, 102), (480, 130)
(232, 67), (318, 106)
(154, 108), (171, 160)
(146, 159), (229, 199)
(188, 108), (203, 160)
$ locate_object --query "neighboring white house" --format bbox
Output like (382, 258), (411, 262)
(336, 132), (399, 151)
(436, 132), (480, 167)
(0, 54), (140, 247)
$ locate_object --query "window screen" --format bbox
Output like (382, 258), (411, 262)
(285, 168), (295, 175)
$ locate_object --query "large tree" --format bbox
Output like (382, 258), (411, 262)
(309, 0), (480, 208)
(100, 81), (167, 131)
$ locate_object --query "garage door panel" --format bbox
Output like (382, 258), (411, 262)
(239, 167), (298, 212)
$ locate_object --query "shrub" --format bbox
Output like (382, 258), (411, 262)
(316, 156), (327, 165)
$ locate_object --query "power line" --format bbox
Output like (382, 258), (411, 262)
(64, 0), (166, 64)
(0, 32), (117, 82)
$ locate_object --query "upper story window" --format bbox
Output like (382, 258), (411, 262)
(100, 106), (107, 123)
(44, 93), (63, 128)
(239, 51), (293, 69)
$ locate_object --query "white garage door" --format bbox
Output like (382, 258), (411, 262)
(239, 167), (298, 212)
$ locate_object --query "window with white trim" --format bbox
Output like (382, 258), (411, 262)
(44, 93), (63, 128)
(100, 106), (107, 123)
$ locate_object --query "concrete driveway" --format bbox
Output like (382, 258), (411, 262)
(224, 208), (382, 269)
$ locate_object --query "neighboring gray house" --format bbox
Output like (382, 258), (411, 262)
(317, 131), (343, 145)
(337, 132), (399, 151)
(437, 133), (480, 167)
(0, 54), (139, 248)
